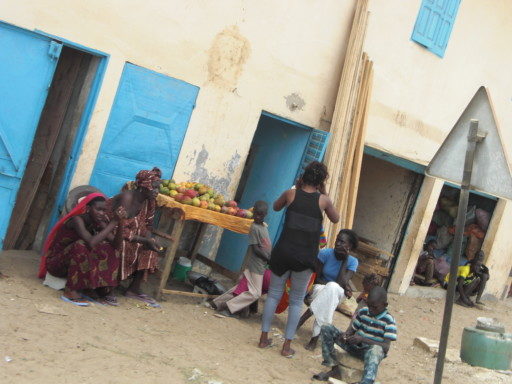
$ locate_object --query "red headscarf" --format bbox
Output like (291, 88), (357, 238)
(135, 167), (161, 190)
(38, 192), (106, 278)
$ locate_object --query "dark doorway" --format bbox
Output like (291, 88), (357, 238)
(4, 46), (100, 251)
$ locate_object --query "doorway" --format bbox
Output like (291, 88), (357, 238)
(351, 148), (424, 287)
(2, 27), (105, 251)
(215, 112), (328, 272)
(420, 184), (497, 276)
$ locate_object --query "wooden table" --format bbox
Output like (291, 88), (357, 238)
(154, 194), (253, 300)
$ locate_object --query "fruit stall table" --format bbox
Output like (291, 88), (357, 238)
(154, 194), (253, 300)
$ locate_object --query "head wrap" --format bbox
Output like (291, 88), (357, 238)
(38, 192), (106, 278)
(135, 167), (162, 190)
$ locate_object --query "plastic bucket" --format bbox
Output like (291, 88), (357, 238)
(461, 327), (512, 370)
(172, 257), (192, 282)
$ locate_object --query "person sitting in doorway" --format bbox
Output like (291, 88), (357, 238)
(297, 229), (359, 351)
(40, 193), (124, 306)
(212, 200), (272, 317)
(312, 286), (397, 383)
(106, 167), (164, 307)
(413, 239), (440, 286)
(445, 250), (489, 307)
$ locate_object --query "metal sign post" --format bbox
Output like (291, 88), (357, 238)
(433, 120), (485, 384)
(426, 87), (512, 383)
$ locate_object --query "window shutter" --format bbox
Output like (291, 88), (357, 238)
(411, 0), (461, 58)
(295, 129), (330, 183)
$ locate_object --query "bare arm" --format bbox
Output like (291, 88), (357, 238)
(274, 190), (294, 211)
(337, 266), (354, 298)
(251, 244), (270, 262)
(347, 334), (391, 352)
(457, 277), (473, 306)
(69, 216), (117, 249)
(320, 194), (340, 223)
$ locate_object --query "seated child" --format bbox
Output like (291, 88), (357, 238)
(212, 201), (271, 316)
(354, 273), (382, 314)
(445, 250), (489, 307)
(313, 287), (397, 384)
(413, 240), (439, 286)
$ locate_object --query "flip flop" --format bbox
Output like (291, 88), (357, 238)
(60, 295), (90, 307)
(103, 295), (119, 306)
(312, 372), (330, 381)
(125, 291), (161, 308)
(218, 309), (237, 318)
(81, 294), (104, 305)
(258, 338), (274, 349)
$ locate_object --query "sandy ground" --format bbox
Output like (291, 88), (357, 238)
(1, 250), (511, 384)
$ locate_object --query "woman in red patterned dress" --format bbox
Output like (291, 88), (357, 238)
(42, 194), (124, 306)
(107, 168), (163, 306)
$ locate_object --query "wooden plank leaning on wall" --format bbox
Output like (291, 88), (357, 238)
(323, 0), (373, 244)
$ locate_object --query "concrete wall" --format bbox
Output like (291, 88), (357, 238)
(352, 154), (420, 254)
(0, 0), (356, 197)
(481, 200), (512, 298)
(364, 0), (512, 165)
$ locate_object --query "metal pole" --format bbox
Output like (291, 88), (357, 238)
(433, 120), (484, 384)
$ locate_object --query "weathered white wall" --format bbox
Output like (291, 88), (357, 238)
(364, 0), (512, 166)
(363, 0), (512, 296)
(352, 155), (420, 254)
(481, 200), (512, 298)
(0, 0), (357, 196)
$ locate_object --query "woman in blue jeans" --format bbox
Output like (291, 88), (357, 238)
(258, 161), (339, 357)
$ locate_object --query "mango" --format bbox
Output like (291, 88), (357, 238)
(182, 196), (193, 205)
(192, 197), (200, 207)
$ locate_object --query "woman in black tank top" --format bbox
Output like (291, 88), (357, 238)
(259, 161), (340, 358)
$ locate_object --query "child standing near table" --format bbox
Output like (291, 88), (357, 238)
(213, 201), (271, 316)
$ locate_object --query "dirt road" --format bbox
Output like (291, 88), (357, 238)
(0, 251), (510, 383)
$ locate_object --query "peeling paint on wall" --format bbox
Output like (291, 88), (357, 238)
(187, 145), (241, 197)
(285, 92), (306, 111)
(207, 26), (251, 90)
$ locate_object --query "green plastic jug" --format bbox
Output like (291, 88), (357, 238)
(461, 327), (512, 370)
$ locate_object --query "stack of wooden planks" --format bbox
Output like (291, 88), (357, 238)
(352, 241), (394, 278)
(323, 0), (374, 244)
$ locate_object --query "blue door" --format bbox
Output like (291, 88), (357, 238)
(215, 113), (328, 271)
(0, 24), (62, 248)
(90, 64), (199, 197)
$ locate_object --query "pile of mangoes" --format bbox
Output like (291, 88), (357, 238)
(159, 180), (253, 219)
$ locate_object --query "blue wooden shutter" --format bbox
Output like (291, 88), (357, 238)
(295, 129), (330, 182)
(411, 0), (461, 58)
(90, 64), (199, 197)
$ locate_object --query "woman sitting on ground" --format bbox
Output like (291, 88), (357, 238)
(39, 193), (124, 306)
(107, 167), (163, 307)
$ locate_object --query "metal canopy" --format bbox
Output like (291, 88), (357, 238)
(426, 87), (512, 200)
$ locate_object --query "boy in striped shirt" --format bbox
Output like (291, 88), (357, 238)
(313, 286), (396, 383)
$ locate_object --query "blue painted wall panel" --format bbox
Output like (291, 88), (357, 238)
(0, 23), (61, 247)
(90, 63), (199, 197)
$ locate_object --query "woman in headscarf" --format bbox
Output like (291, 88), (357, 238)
(107, 167), (163, 306)
(39, 193), (124, 306)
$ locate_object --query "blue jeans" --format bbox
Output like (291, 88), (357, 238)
(261, 269), (312, 340)
(320, 324), (385, 384)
